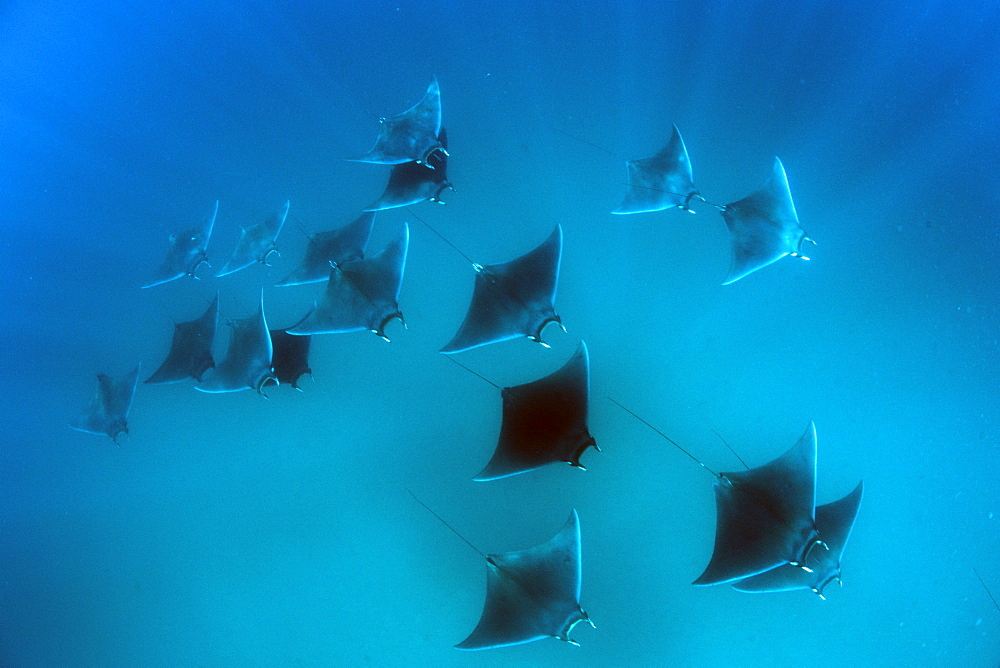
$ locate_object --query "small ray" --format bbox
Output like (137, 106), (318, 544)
(440, 225), (564, 354)
(350, 78), (445, 166)
(216, 200), (290, 278)
(268, 329), (312, 390)
(612, 125), (699, 214)
(693, 422), (822, 586)
(720, 157), (813, 285)
(472, 340), (598, 481)
(286, 223), (409, 341)
(196, 292), (275, 394)
(733, 481), (863, 598)
(275, 211), (374, 287)
(70, 365), (141, 444)
(141, 200), (218, 288)
(145, 293), (219, 384)
(457, 510), (593, 650)
(364, 129), (454, 211)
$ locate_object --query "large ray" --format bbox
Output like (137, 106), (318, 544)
(269, 329), (312, 390)
(69, 365), (141, 443)
(216, 200), (290, 278)
(196, 292), (275, 394)
(145, 293), (219, 384)
(693, 422), (822, 586)
(733, 481), (863, 598)
(364, 129), (453, 211)
(286, 223), (409, 341)
(141, 200), (218, 288)
(457, 510), (594, 650)
(275, 212), (375, 287)
(612, 125), (699, 214)
(720, 157), (813, 285)
(440, 225), (563, 354)
(351, 78), (445, 166)
(473, 341), (598, 481)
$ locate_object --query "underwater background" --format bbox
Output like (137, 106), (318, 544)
(1, 1), (998, 665)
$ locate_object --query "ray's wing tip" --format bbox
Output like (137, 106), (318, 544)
(720, 268), (748, 286)
(439, 341), (468, 355)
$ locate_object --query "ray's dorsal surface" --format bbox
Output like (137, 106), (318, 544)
(275, 211), (375, 287)
(351, 78), (445, 166)
(694, 422), (822, 586)
(721, 157), (813, 285)
(286, 223), (409, 341)
(196, 292), (275, 394)
(70, 365), (141, 443)
(733, 480), (863, 597)
(216, 200), (290, 278)
(145, 293), (219, 384)
(142, 200), (218, 288)
(474, 340), (599, 481)
(441, 225), (564, 354)
(268, 329), (312, 390)
(457, 510), (593, 650)
(612, 124), (699, 215)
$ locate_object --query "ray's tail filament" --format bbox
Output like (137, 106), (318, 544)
(550, 125), (620, 157)
(974, 568), (1000, 613)
(712, 428), (750, 470)
(407, 489), (487, 560)
(445, 356), (501, 390)
(607, 397), (718, 477)
(409, 211), (477, 267)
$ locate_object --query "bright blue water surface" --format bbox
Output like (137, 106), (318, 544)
(1, 1), (998, 665)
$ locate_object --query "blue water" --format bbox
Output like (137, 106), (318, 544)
(2, 1), (998, 665)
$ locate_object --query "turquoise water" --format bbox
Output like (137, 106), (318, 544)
(1, 1), (997, 665)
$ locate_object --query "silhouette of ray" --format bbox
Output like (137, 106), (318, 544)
(196, 292), (275, 394)
(441, 225), (563, 354)
(287, 223), (408, 341)
(693, 422), (822, 585)
(351, 79), (445, 166)
(471, 340), (598, 480)
(612, 125), (699, 214)
(216, 200), (290, 277)
(721, 157), (813, 284)
(142, 200), (217, 288)
(275, 212), (374, 287)
(456, 510), (593, 650)
(145, 293), (218, 384)
(70, 365), (141, 444)
(269, 329), (312, 390)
